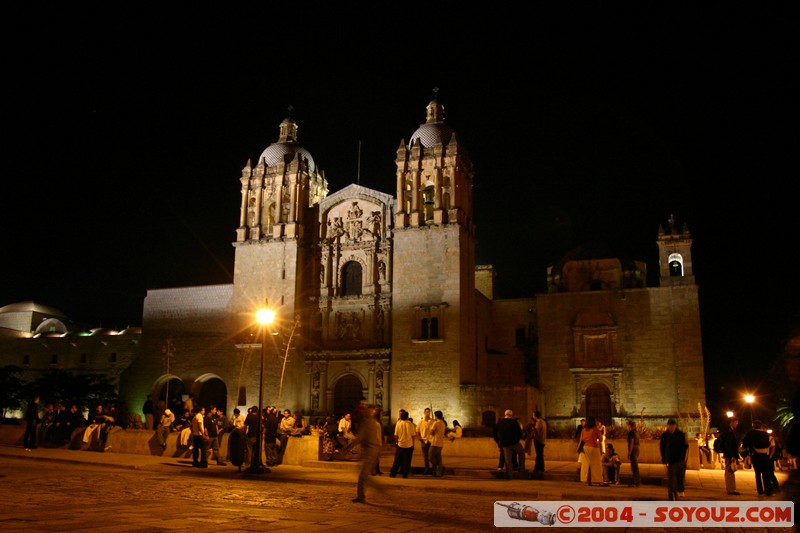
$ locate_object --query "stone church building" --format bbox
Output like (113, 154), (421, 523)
(106, 99), (703, 430)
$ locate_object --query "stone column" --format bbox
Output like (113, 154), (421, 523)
(367, 361), (376, 404)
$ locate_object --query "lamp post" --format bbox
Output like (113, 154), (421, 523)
(247, 307), (275, 474)
(744, 394), (755, 427)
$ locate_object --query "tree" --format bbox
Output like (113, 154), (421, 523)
(0, 366), (27, 418)
(24, 369), (118, 413)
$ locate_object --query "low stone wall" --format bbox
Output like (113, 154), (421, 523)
(0, 423), (698, 469)
(438, 438), (698, 469)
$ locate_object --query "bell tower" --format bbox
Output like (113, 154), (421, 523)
(390, 97), (477, 421)
(656, 214), (695, 287)
(231, 115), (328, 409)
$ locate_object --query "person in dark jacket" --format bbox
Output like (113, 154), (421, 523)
(660, 418), (688, 500)
(264, 406), (280, 466)
(204, 406), (226, 466)
(718, 416), (741, 495)
(23, 396), (41, 450)
(742, 420), (775, 496)
(493, 409), (526, 479)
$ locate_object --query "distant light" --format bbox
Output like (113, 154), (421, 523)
(744, 394), (755, 404)
(257, 308), (276, 325)
(726, 411), (734, 418)
(767, 429), (773, 434)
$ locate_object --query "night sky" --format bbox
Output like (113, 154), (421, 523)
(3, 4), (798, 423)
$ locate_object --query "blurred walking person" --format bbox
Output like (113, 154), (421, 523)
(352, 405), (384, 503)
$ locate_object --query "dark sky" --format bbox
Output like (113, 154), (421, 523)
(3, 4), (798, 420)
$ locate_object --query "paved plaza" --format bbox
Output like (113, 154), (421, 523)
(0, 444), (796, 531)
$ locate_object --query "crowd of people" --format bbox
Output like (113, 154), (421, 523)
(22, 395), (132, 452)
(19, 392), (797, 503)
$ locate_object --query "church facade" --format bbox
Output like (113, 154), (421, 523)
(5, 99), (704, 432)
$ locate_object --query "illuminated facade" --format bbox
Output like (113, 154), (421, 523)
(1, 101), (706, 431)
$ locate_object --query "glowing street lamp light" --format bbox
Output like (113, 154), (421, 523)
(744, 394), (755, 426)
(247, 306), (275, 474)
(726, 411), (734, 418)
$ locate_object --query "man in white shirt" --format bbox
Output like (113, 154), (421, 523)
(337, 412), (356, 452)
(416, 407), (434, 475)
(157, 409), (175, 448)
(190, 407), (208, 468)
(390, 409), (416, 478)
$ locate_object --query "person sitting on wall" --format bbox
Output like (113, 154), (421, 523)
(157, 409), (175, 448)
(447, 420), (463, 442)
(601, 443), (622, 484)
(82, 404), (115, 451)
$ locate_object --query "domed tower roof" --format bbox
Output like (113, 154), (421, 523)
(258, 116), (317, 172)
(408, 99), (454, 148)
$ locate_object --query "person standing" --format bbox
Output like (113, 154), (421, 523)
(493, 409), (526, 479)
(532, 411), (547, 474)
(416, 408), (434, 475)
(191, 407), (208, 468)
(660, 419), (688, 500)
(742, 420), (775, 496)
(353, 405), (383, 503)
(719, 416), (741, 495)
(597, 418), (607, 454)
(183, 394), (195, 417)
(231, 408), (245, 431)
(23, 395), (41, 451)
(575, 418), (587, 480)
(429, 410), (446, 477)
(523, 413), (536, 456)
(244, 406), (260, 468)
(390, 409), (415, 478)
(626, 419), (641, 487)
(204, 406), (225, 466)
(142, 395), (155, 431)
(264, 406), (280, 466)
(580, 416), (603, 486)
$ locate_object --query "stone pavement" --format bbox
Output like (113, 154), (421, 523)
(1, 443), (794, 503)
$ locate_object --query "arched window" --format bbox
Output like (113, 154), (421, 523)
(341, 261), (362, 296)
(422, 182), (435, 220)
(421, 318), (429, 339)
(668, 253), (684, 277)
(430, 317), (439, 339)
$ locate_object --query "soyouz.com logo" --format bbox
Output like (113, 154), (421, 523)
(494, 501), (794, 527)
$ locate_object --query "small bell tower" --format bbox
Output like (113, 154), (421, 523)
(656, 214), (695, 286)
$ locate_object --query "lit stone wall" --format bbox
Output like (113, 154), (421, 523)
(389, 224), (468, 421)
(537, 285), (706, 430)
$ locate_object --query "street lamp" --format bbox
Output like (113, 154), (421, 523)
(726, 411), (734, 419)
(744, 394), (755, 426)
(246, 307), (275, 473)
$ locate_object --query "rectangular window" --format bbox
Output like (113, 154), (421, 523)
(80, 353), (88, 365)
(109, 352), (117, 364)
(50, 353), (58, 366)
(22, 355), (30, 366)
